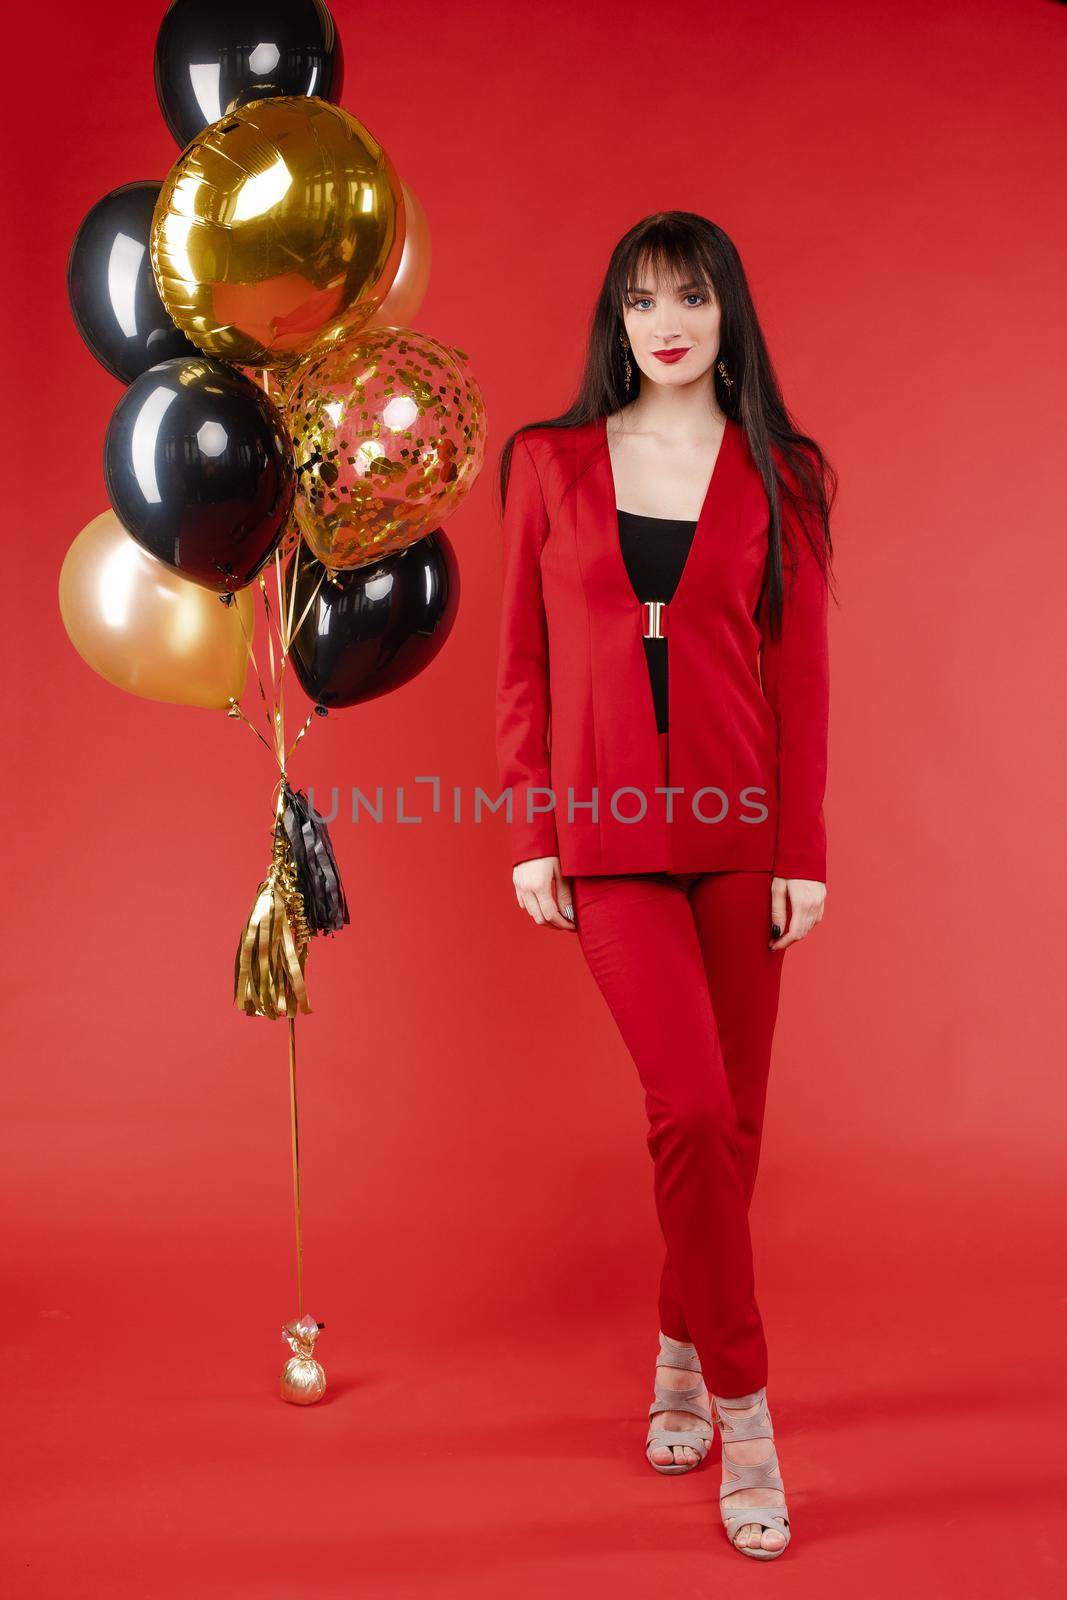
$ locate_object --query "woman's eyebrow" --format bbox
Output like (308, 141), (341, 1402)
(625, 280), (707, 295)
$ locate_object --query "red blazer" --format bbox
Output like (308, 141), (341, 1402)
(494, 415), (830, 882)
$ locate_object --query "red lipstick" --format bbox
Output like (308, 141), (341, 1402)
(652, 348), (691, 364)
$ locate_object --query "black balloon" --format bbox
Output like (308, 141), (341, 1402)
(103, 357), (296, 593)
(154, 0), (344, 148)
(67, 182), (201, 384)
(288, 533), (460, 708)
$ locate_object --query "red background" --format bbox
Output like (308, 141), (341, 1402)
(5, 1), (1064, 1594)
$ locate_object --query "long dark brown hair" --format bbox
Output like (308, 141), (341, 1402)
(497, 211), (838, 637)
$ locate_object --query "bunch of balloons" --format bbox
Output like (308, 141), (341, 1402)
(58, 3), (489, 1403)
(61, 0), (484, 715)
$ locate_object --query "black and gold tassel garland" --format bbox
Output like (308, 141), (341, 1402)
(279, 781), (350, 936)
(234, 806), (313, 1020)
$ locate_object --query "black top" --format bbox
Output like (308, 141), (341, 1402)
(617, 508), (698, 734)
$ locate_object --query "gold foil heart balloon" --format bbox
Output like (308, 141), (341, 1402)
(151, 96), (405, 368)
(285, 327), (487, 568)
(58, 510), (254, 709)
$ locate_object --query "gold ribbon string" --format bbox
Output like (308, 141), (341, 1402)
(284, 544), (329, 654)
(288, 1014), (303, 1318)
(229, 523), (328, 784)
(257, 574), (283, 769)
(286, 710), (317, 762)
(227, 696), (275, 756)
(232, 579), (270, 711)
(238, 372), (319, 1340)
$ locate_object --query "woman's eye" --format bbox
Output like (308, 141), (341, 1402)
(628, 293), (707, 310)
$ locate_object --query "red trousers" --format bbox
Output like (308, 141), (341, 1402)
(571, 736), (785, 1395)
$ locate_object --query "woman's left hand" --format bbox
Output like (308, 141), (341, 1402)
(769, 877), (826, 950)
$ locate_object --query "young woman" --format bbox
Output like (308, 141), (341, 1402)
(494, 211), (836, 1562)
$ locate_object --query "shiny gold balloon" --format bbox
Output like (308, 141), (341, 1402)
(151, 96), (406, 368)
(59, 510), (254, 709)
(285, 327), (487, 568)
(362, 180), (432, 332)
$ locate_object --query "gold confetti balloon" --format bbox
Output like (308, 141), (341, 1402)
(285, 327), (487, 568)
(150, 96), (405, 369)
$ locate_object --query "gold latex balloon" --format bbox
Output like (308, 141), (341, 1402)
(151, 96), (406, 368)
(285, 327), (487, 568)
(361, 180), (432, 332)
(58, 510), (254, 709)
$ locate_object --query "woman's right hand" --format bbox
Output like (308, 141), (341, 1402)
(513, 856), (576, 930)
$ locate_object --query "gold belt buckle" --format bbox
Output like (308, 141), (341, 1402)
(642, 600), (667, 639)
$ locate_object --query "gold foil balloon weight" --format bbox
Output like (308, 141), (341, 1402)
(280, 1313), (326, 1405)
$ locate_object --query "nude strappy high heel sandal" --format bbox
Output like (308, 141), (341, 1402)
(711, 1386), (792, 1558)
(645, 1331), (714, 1474)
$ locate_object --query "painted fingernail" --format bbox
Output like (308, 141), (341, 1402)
(563, 905), (574, 920)
(771, 923), (781, 939)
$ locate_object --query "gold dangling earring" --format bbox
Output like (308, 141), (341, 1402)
(620, 330), (633, 389)
(716, 357), (734, 390)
